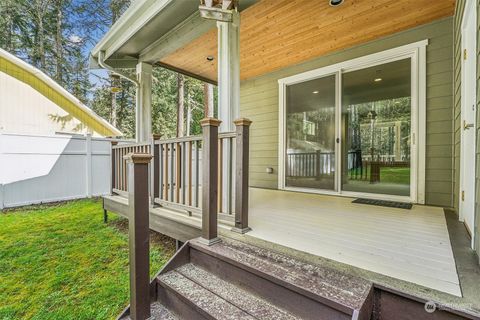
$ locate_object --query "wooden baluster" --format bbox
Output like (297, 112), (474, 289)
(233, 118), (252, 234)
(120, 148), (124, 191)
(124, 153), (152, 320)
(170, 143), (175, 201)
(188, 141), (193, 206)
(159, 144), (164, 200)
(111, 142), (117, 194)
(200, 118), (221, 245)
(176, 142), (181, 203)
(227, 137), (233, 215)
(182, 141), (186, 205)
(152, 135), (161, 205)
(217, 137), (223, 213)
(164, 144), (169, 200)
(195, 140), (200, 208)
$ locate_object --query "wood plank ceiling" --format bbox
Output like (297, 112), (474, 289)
(160, 0), (455, 82)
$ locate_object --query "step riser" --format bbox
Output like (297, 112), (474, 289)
(373, 289), (477, 320)
(190, 247), (352, 320)
(156, 282), (210, 320)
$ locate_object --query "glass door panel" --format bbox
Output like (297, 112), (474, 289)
(341, 59), (412, 196)
(285, 74), (336, 190)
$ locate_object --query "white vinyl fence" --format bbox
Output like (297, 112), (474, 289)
(0, 133), (117, 209)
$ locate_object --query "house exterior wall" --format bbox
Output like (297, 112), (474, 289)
(0, 71), (90, 136)
(477, 0), (480, 263)
(454, 0), (480, 260)
(240, 18), (454, 207)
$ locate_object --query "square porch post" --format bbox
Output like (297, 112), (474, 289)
(135, 62), (153, 143)
(125, 153), (152, 320)
(200, 118), (222, 245)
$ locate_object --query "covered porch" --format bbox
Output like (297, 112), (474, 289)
(104, 186), (461, 296)
(93, 0), (480, 318)
(247, 188), (460, 296)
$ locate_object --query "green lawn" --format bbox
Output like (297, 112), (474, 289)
(349, 167), (410, 185)
(379, 167), (410, 184)
(0, 199), (175, 320)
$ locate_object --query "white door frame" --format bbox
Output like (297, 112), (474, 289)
(278, 40), (427, 203)
(459, 0), (477, 248)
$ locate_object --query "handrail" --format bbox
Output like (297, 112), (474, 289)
(113, 141), (150, 149)
(154, 135), (202, 144)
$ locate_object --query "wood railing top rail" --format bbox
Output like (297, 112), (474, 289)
(218, 132), (236, 139)
(154, 135), (202, 144)
(113, 142), (151, 149)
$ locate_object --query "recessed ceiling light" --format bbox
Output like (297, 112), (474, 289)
(374, 78), (382, 82)
(313, 90), (319, 94)
(329, 0), (344, 6)
(206, 56), (214, 61)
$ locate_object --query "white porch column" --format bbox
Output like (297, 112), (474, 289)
(216, 10), (240, 213)
(217, 10), (240, 132)
(136, 62), (153, 142)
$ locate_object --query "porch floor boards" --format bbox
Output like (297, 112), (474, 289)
(247, 188), (462, 297)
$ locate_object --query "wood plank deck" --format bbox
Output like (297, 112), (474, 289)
(247, 188), (461, 297)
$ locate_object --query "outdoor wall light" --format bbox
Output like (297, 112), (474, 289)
(374, 78), (382, 82)
(312, 90), (319, 94)
(206, 56), (215, 61)
(329, 0), (344, 6)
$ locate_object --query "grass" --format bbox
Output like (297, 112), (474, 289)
(379, 167), (410, 184)
(0, 199), (175, 320)
(349, 167), (410, 185)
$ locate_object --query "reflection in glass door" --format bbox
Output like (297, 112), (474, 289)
(285, 74), (337, 190)
(341, 59), (412, 197)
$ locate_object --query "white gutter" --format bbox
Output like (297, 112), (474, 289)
(97, 51), (139, 87)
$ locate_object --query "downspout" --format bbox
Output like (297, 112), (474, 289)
(97, 51), (141, 141)
(97, 51), (139, 86)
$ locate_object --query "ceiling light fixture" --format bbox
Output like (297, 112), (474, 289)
(206, 56), (214, 61)
(329, 0), (344, 7)
(313, 90), (319, 94)
(374, 78), (382, 82)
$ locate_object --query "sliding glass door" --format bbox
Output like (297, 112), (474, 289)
(285, 74), (337, 190)
(283, 57), (414, 200)
(341, 59), (412, 197)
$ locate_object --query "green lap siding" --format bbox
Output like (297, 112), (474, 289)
(454, 0), (480, 260)
(240, 18), (454, 207)
(453, 0), (465, 217)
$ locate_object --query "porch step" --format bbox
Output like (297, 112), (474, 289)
(188, 238), (374, 320)
(157, 263), (299, 320)
(120, 302), (178, 320)
(143, 237), (374, 320)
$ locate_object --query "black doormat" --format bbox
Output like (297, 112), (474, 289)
(352, 198), (413, 209)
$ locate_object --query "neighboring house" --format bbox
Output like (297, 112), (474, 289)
(0, 48), (122, 209)
(0, 48), (121, 137)
(92, 1), (480, 319)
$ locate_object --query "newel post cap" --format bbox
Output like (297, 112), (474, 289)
(200, 117), (222, 127)
(234, 118), (252, 127)
(111, 140), (118, 146)
(152, 133), (161, 140)
(123, 153), (152, 164)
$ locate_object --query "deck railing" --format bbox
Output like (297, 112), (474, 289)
(110, 118), (251, 233)
(153, 135), (203, 213)
(286, 150), (410, 183)
(112, 142), (151, 195)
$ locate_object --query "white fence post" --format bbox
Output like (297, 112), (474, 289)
(0, 184), (4, 210)
(86, 133), (92, 198)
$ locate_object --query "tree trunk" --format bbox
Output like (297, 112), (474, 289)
(177, 73), (185, 137)
(111, 91), (117, 127)
(204, 83), (214, 117)
(55, 0), (63, 84)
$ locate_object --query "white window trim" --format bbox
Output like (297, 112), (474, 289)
(278, 40), (428, 204)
